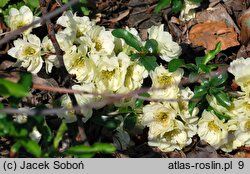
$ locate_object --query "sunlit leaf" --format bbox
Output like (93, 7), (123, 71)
(213, 91), (231, 108)
(112, 29), (143, 52)
(21, 140), (42, 157)
(53, 122), (68, 149)
(202, 42), (221, 65)
(0, 78), (29, 97)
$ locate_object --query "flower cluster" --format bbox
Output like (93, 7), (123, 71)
(141, 66), (199, 152)
(8, 5), (250, 153)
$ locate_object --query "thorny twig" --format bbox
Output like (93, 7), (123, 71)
(39, 0), (88, 144)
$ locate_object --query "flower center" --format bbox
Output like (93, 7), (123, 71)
(16, 21), (26, 29)
(24, 46), (36, 56)
(101, 70), (115, 79)
(155, 112), (169, 126)
(208, 121), (220, 132)
(157, 74), (173, 87)
(71, 56), (85, 68)
(245, 120), (250, 129)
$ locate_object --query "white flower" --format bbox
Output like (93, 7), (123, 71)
(198, 110), (228, 149)
(148, 24), (181, 62)
(228, 57), (250, 93)
(8, 34), (43, 73)
(8, 5), (40, 35)
(57, 84), (95, 123)
(29, 127), (42, 143)
(142, 102), (176, 136)
(63, 45), (96, 84)
(179, 0), (200, 21)
(81, 25), (115, 56)
(149, 65), (183, 99)
(117, 60), (148, 93)
(234, 116), (250, 146)
(148, 120), (190, 152)
(56, 11), (95, 41)
(94, 52), (130, 93)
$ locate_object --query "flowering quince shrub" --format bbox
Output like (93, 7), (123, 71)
(0, 2), (250, 157)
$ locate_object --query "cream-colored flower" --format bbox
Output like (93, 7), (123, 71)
(148, 120), (190, 152)
(94, 52), (130, 93)
(29, 127), (42, 143)
(228, 57), (250, 93)
(142, 102), (177, 136)
(117, 60), (148, 93)
(198, 110), (228, 149)
(63, 45), (96, 84)
(148, 24), (181, 62)
(179, 0), (200, 21)
(56, 11), (95, 41)
(8, 5), (40, 35)
(81, 25), (114, 55)
(149, 65), (183, 99)
(232, 95), (250, 118)
(57, 84), (95, 123)
(8, 34), (43, 73)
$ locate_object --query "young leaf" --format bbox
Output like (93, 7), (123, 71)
(112, 29), (143, 52)
(202, 42), (221, 65)
(172, 0), (183, 13)
(53, 122), (68, 149)
(140, 56), (159, 71)
(155, 0), (171, 13)
(168, 59), (185, 72)
(144, 39), (158, 54)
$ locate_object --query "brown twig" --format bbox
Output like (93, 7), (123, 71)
(39, 0), (88, 144)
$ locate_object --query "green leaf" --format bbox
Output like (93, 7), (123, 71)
(0, 78), (29, 97)
(112, 29), (143, 52)
(21, 140), (42, 157)
(0, 103), (6, 119)
(135, 92), (150, 108)
(184, 63), (198, 71)
(193, 85), (208, 98)
(10, 141), (22, 154)
(188, 101), (198, 115)
(168, 59), (185, 72)
(53, 122), (68, 149)
(140, 56), (159, 71)
(212, 108), (231, 121)
(123, 113), (137, 130)
(188, 0), (203, 3)
(202, 42), (221, 65)
(144, 39), (158, 54)
(19, 72), (32, 91)
(24, 0), (39, 9)
(213, 92), (231, 108)
(0, 0), (9, 8)
(209, 71), (228, 87)
(65, 143), (115, 155)
(155, 0), (171, 13)
(172, 0), (183, 13)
